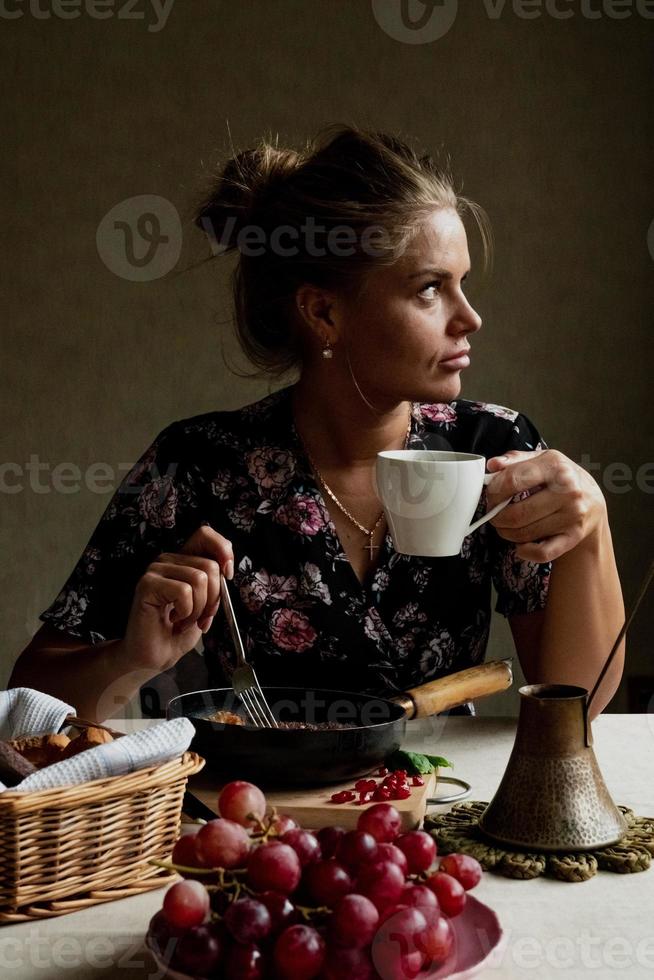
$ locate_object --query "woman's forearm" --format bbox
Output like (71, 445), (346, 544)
(9, 637), (153, 722)
(537, 514), (625, 720)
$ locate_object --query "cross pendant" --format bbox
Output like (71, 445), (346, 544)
(364, 537), (379, 559)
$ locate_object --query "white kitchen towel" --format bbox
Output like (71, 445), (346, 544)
(0, 688), (195, 793)
(10, 716), (196, 793)
(0, 688), (74, 742)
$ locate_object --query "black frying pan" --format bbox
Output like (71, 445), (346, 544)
(167, 659), (512, 786)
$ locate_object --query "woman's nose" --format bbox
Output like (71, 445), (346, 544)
(450, 299), (482, 336)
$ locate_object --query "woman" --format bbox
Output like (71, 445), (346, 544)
(11, 125), (625, 723)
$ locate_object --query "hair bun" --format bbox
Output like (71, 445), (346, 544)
(195, 144), (302, 250)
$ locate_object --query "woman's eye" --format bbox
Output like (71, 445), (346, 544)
(419, 279), (442, 299)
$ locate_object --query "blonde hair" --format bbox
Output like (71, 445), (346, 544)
(195, 122), (491, 376)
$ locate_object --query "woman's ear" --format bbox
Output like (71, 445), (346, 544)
(295, 289), (341, 349)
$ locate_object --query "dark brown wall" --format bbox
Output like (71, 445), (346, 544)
(2, 0), (652, 713)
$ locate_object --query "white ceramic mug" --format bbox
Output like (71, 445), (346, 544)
(375, 450), (513, 557)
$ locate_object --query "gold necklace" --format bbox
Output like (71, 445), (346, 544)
(297, 407), (413, 559)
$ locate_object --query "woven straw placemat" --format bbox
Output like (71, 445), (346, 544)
(425, 801), (654, 882)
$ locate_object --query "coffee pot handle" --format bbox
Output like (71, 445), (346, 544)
(466, 474), (512, 536)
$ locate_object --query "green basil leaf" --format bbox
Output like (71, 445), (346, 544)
(385, 750), (455, 774)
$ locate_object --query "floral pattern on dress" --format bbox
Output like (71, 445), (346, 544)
(273, 492), (329, 536)
(270, 608), (317, 652)
(38, 384), (552, 709)
(467, 401), (519, 423)
(418, 403), (458, 428)
(247, 447), (296, 499)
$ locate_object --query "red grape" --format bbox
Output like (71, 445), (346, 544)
(259, 891), (297, 936)
(274, 924), (325, 980)
(416, 909), (454, 965)
(247, 840), (302, 894)
(305, 859), (353, 907)
(425, 871), (466, 917)
(316, 825), (346, 858)
(439, 853), (483, 890)
(395, 830), (437, 874)
(197, 817), (251, 869)
(175, 923), (223, 976)
(357, 803), (402, 843)
(148, 909), (182, 964)
(281, 828), (322, 867)
(375, 842), (408, 876)
(162, 879), (209, 930)
(219, 780), (267, 826)
(270, 812), (299, 835)
(335, 830), (378, 871)
(329, 893), (379, 948)
(224, 941), (265, 980)
(356, 859), (405, 911)
(224, 897), (272, 944)
(323, 945), (375, 979)
(171, 832), (205, 869)
(400, 884), (439, 914)
(371, 906), (428, 980)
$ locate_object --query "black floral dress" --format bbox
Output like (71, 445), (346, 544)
(38, 385), (551, 716)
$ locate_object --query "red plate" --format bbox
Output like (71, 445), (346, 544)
(146, 893), (503, 979)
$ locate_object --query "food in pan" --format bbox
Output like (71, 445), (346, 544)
(206, 710), (246, 726)
(205, 710), (355, 731)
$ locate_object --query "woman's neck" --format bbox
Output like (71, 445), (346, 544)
(291, 373), (411, 469)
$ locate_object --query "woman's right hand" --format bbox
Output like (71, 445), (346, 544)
(123, 524), (234, 674)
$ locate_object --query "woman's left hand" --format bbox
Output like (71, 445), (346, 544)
(485, 449), (607, 563)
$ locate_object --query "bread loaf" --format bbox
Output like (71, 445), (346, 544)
(10, 733), (71, 768)
(0, 740), (38, 786)
(61, 726), (114, 759)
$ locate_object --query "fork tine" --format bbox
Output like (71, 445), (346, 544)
(220, 569), (279, 728)
(238, 690), (261, 728)
(239, 688), (268, 729)
(249, 681), (278, 728)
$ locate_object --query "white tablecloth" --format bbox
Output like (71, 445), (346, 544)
(1, 714), (653, 979)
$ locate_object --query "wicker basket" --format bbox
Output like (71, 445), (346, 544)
(0, 718), (204, 922)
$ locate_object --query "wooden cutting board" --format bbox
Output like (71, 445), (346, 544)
(187, 770), (437, 831)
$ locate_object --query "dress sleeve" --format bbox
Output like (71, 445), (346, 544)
(489, 412), (552, 618)
(38, 421), (205, 644)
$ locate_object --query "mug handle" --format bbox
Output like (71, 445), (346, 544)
(465, 474), (513, 535)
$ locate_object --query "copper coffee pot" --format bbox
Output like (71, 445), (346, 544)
(479, 560), (654, 852)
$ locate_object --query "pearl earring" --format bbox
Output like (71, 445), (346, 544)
(321, 342), (333, 360)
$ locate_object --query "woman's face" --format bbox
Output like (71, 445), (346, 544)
(342, 208), (482, 407)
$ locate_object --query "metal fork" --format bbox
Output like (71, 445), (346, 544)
(220, 571), (279, 729)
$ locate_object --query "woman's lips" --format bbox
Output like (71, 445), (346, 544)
(439, 351), (471, 370)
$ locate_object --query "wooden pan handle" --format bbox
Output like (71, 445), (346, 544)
(393, 659), (513, 719)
